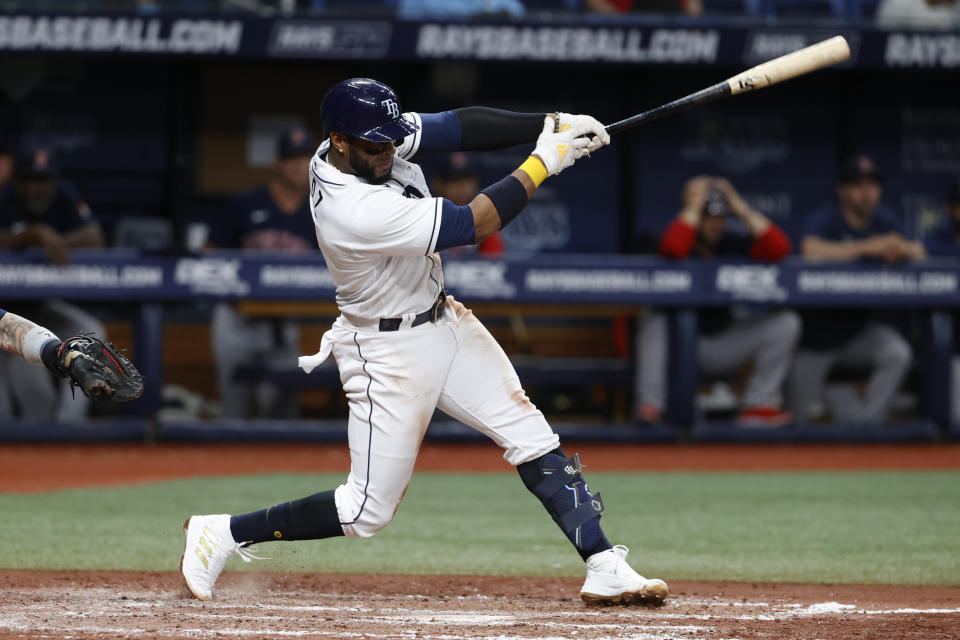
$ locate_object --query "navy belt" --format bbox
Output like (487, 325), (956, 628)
(379, 292), (447, 332)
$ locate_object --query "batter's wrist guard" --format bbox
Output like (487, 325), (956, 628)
(519, 156), (548, 188)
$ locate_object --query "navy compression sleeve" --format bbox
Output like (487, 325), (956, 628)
(435, 200), (476, 250)
(415, 108), (545, 153)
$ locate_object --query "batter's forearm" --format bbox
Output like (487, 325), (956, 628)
(454, 107), (546, 151)
(469, 162), (540, 244)
(466, 116), (593, 244)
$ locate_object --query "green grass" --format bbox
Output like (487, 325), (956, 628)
(2, 471), (958, 585)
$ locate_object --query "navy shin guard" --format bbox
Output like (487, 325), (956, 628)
(518, 449), (611, 560)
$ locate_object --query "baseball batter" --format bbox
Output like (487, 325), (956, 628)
(181, 78), (669, 607)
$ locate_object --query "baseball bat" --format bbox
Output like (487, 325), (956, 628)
(605, 35), (850, 135)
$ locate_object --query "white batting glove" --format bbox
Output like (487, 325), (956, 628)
(531, 116), (593, 176)
(556, 112), (611, 153)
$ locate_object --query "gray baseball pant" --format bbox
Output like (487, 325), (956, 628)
(211, 302), (300, 419)
(785, 323), (912, 424)
(636, 308), (801, 412)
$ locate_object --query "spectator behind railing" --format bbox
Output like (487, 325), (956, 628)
(0, 144), (108, 422)
(923, 177), (960, 423)
(397, 0), (526, 19)
(586, 0), (703, 18)
(206, 126), (318, 420)
(634, 175), (798, 428)
(875, 0), (960, 28)
(786, 154), (924, 426)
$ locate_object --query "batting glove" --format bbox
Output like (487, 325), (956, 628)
(531, 116), (594, 177)
(556, 112), (611, 153)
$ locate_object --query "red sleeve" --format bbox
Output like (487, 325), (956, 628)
(477, 231), (504, 256)
(659, 219), (697, 258)
(748, 224), (792, 262)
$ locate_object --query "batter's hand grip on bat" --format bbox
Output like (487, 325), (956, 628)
(726, 35), (850, 95)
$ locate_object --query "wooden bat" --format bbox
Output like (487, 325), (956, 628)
(605, 35), (850, 135)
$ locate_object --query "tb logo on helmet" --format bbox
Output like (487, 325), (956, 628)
(381, 99), (399, 118)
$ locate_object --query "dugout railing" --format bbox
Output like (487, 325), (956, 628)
(0, 249), (957, 443)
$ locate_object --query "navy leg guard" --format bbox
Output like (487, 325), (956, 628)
(518, 448), (611, 560)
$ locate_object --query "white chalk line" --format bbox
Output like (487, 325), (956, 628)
(0, 621), (716, 640)
(3, 588), (959, 640)
(98, 596), (960, 620)
(26, 608), (715, 634)
(6, 592), (960, 623)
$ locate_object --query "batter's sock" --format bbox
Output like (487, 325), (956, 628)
(517, 447), (612, 562)
(230, 490), (344, 545)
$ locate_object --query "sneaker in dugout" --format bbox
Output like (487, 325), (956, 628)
(737, 406), (793, 428)
(180, 514), (264, 600)
(580, 545), (669, 606)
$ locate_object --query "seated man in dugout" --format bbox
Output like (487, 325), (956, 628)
(0, 145), (107, 421)
(786, 155), (924, 424)
(635, 175), (799, 428)
(207, 127), (319, 420)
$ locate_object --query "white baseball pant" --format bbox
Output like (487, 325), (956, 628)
(303, 296), (560, 538)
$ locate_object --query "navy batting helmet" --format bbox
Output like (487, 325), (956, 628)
(320, 78), (419, 142)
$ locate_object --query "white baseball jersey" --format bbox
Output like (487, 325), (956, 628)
(308, 112), (445, 324)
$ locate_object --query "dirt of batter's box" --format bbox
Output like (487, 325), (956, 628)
(1, 571), (959, 640)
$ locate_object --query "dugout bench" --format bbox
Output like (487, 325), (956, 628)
(1, 249), (957, 442)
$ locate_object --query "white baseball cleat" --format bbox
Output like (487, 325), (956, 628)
(180, 514), (263, 601)
(580, 545), (669, 607)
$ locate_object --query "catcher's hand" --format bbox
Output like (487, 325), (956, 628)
(57, 334), (144, 402)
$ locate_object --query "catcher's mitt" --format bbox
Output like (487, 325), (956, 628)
(57, 334), (144, 402)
